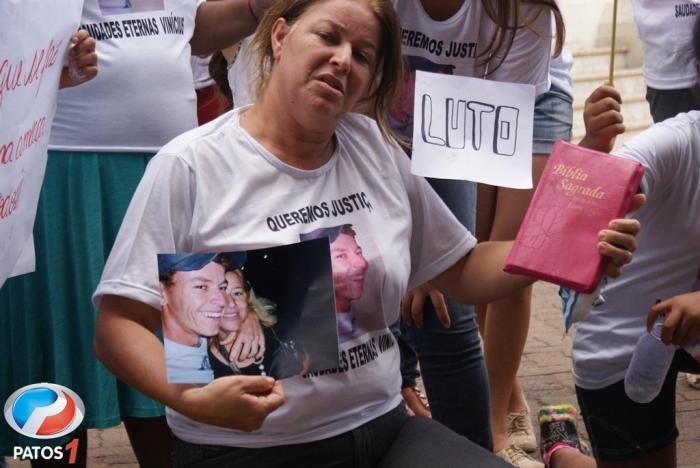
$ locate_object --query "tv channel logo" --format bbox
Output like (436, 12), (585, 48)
(4, 383), (85, 439)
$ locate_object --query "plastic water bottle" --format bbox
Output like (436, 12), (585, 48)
(624, 316), (677, 403)
(686, 340), (700, 362)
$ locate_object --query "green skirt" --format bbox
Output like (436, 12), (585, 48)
(0, 151), (164, 454)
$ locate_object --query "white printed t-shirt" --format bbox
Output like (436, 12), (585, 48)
(389, 0), (552, 140)
(165, 337), (213, 384)
(572, 111), (700, 390)
(93, 108), (476, 447)
(631, 0), (699, 89)
(49, 0), (203, 152)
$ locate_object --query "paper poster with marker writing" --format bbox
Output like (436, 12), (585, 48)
(0, 0), (83, 289)
(410, 70), (536, 189)
(157, 239), (339, 384)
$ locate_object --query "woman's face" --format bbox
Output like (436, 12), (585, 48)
(220, 271), (249, 333)
(268, 0), (381, 124)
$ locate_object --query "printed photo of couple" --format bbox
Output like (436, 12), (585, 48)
(158, 238), (339, 384)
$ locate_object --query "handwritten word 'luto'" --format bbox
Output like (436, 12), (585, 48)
(0, 38), (63, 108)
(420, 94), (519, 156)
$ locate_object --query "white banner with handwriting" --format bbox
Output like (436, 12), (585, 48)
(0, 0), (83, 289)
(411, 71), (536, 189)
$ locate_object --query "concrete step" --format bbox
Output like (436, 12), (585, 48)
(572, 67), (646, 103)
(572, 93), (652, 135)
(571, 46), (630, 78)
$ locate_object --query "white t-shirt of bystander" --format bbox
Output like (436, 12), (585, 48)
(630, 0), (699, 89)
(572, 111), (700, 390)
(388, 0), (552, 140)
(49, 0), (204, 152)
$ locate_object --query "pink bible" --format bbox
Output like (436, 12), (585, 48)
(504, 140), (644, 293)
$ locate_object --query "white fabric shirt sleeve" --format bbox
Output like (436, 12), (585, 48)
(614, 117), (693, 201)
(389, 146), (477, 290)
(92, 153), (196, 310)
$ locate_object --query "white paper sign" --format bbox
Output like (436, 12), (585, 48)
(0, 0), (83, 289)
(411, 71), (536, 189)
(9, 235), (36, 278)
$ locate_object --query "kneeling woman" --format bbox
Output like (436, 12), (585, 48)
(93, 0), (640, 466)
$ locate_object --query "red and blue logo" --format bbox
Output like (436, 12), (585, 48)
(4, 383), (85, 439)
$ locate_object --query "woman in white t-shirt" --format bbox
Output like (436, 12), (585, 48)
(92, 1), (640, 466)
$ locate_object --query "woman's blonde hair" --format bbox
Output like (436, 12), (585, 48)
(250, 0), (405, 144)
(228, 269), (277, 327)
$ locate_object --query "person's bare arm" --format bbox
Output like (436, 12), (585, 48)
(429, 241), (534, 306)
(94, 295), (285, 431)
(430, 211), (643, 305)
(190, 0), (274, 55)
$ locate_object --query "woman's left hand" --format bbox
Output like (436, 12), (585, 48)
(597, 193), (645, 278)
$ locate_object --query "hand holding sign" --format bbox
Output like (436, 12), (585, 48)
(410, 71), (536, 189)
(60, 30), (98, 89)
(0, 0), (83, 289)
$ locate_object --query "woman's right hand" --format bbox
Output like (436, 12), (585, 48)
(178, 376), (285, 431)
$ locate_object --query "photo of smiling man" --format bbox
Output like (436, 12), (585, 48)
(158, 253), (234, 384)
(301, 224), (369, 343)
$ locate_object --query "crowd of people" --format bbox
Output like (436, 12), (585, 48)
(2, 0), (700, 467)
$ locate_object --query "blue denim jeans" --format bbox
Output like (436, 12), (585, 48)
(395, 176), (493, 451)
(532, 82), (573, 154)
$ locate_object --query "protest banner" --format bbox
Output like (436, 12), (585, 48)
(0, 0), (83, 288)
